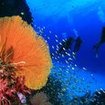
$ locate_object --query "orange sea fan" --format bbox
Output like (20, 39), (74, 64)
(0, 16), (52, 90)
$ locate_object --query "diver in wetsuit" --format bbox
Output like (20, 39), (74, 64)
(93, 27), (105, 57)
(57, 28), (83, 56)
(57, 37), (74, 54)
(57, 36), (82, 56)
(73, 36), (82, 54)
(72, 29), (83, 56)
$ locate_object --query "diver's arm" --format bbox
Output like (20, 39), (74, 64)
(73, 28), (79, 38)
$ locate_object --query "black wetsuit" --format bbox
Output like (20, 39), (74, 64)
(73, 37), (82, 53)
(93, 27), (105, 53)
(58, 37), (74, 54)
(100, 27), (105, 44)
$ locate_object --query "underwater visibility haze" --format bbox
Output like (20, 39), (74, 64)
(0, 0), (105, 105)
(26, 0), (105, 104)
(26, 0), (105, 73)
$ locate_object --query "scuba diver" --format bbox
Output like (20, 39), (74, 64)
(93, 27), (105, 57)
(57, 37), (74, 54)
(73, 36), (83, 55)
(72, 28), (83, 56)
(57, 36), (82, 56)
(57, 28), (83, 56)
(0, 0), (33, 24)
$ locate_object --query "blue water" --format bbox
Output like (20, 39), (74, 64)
(26, 0), (105, 103)
(26, 0), (105, 73)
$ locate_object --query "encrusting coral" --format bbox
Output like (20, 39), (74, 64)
(30, 92), (52, 105)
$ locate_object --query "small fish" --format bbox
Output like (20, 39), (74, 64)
(57, 37), (74, 55)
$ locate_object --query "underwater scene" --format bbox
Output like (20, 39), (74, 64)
(0, 0), (105, 105)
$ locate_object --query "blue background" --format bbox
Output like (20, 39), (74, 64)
(26, 0), (105, 76)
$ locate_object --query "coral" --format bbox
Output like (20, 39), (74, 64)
(69, 89), (105, 105)
(0, 16), (52, 104)
(30, 92), (52, 105)
(41, 76), (64, 105)
(69, 91), (91, 105)
(0, 16), (52, 90)
(90, 89), (105, 105)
